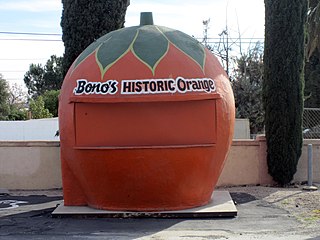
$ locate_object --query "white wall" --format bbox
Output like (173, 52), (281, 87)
(233, 119), (250, 139)
(0, 118), (59, 141)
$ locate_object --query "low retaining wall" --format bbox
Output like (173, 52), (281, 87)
(218, 137), (320, 186)
(0, 138), (319, 189)
(0, 141), (61, 189)
(0, 118), (251, 141)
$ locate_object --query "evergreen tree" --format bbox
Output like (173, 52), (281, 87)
(61, 0), (130, 77)
(24, 55), (63, 98)
(42, 90), (60, 117)
(263, 0), (307, 185)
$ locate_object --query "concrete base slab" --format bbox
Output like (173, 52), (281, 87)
(52, 191), (237, 218)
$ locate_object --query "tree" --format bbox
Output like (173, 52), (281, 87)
(304, 1), (320, 108)
(306, 0), (320, 59)
(42, 90), (60, 117)
(61, 0), (130, 77)
(7, 83), (28, 120)
(0, 74), (10, 120)
(263, 0), (307, 185)
(8, 83), (27, 107)
(0, 75), (28, 121)
(24, 55), (63, 98)
(7, 107), (27, 121)
(304, 49), (320, 107)
(202, 18), (232, 75)
(231, 42), (264, 134)
(29, 96), (53, 119)
(202, 19), (265, 135)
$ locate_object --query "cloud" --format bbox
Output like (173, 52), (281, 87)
(126, 0), (264, 38)
(0, 0), (61, 12)
(22, 18), (62, 32)
(126, 0), (234, 38)
(0, 0), (264, 88)
(0, 38), (64, 86)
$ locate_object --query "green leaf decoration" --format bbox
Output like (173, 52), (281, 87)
(73, 40), (101, 70)
(72, 27), (138, 75)
(72, 30), (114, 70)
(71, 25), (206, 78)
(96, 26), (139, 78)
(159, 26), (206, 71)
(132, 26), (169, 74)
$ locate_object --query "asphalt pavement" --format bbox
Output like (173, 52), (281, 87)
(0, 190), (319, 240)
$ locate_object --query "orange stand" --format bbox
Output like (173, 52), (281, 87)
(59, 13), (235, 211)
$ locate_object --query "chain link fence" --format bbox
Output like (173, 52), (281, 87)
(303, 108), (320, 139)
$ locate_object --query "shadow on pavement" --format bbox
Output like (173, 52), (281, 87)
(230, 192), (257, 204)
(0, 194), (188, 239)
(0, 206), (193, 239)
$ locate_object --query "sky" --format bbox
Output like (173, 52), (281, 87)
(0, 0), (265, 88)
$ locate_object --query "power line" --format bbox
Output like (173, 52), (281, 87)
(197, 37), (264, 40)
(0, 38), (62, 42)
(0, 31), (264, 40)
(0, 58), (47, 61)
(0, 31), (264, 43)
(0, 71), (26, 73)
(206, 41), (264, 45)
(0, 31), (61, 36)
(0, 38), (262, 43)
(4, 78), (23, 81)
(0, 31), (62, 42)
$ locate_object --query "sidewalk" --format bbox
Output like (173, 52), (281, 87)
(0, 186), (319, 240)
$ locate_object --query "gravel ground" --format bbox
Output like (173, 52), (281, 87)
(223, 183), (320, 228)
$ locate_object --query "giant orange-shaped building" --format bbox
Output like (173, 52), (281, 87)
(59, 13), (235, 211)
